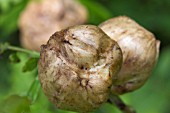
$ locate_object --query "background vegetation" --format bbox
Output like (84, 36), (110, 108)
(0, 0), (170, 113)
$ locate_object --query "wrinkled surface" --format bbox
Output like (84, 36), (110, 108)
(19, 0), (87, 51)
(38, 25), (123, 112)
(99, 16), (160, 95)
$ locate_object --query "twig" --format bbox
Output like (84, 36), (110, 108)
(0, 42), (40, 58)
(7, 45), (40, 58)
(109, 94), (136, 113)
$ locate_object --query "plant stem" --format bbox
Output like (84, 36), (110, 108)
(109, 94), (136, 113)
(27, 75), (41, 103)
(7, 45), (40, 58)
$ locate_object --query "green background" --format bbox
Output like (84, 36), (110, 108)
(0, 0), (170, 113)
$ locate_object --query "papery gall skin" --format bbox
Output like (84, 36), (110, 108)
(38, 25), (123, 113)
(19, 0), (87, 51)
(99, 16), (160, 95)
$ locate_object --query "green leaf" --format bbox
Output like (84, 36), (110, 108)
(0, 0), (29, 37)
(0, 0), (24, 12)
(22, 58), (38, 72)
(0, 42), (9, 54)
(30, 89), (55, 113)
(27, 76), (41, 103)
(9, 52), (20, 63)
(8, 52), (36, 97)
(0, 95), (31, 113)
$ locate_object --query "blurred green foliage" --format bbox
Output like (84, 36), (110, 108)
(0, 0), (29, 39)
(0, 95), (31, 113)
(0, 0), (170, 113)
